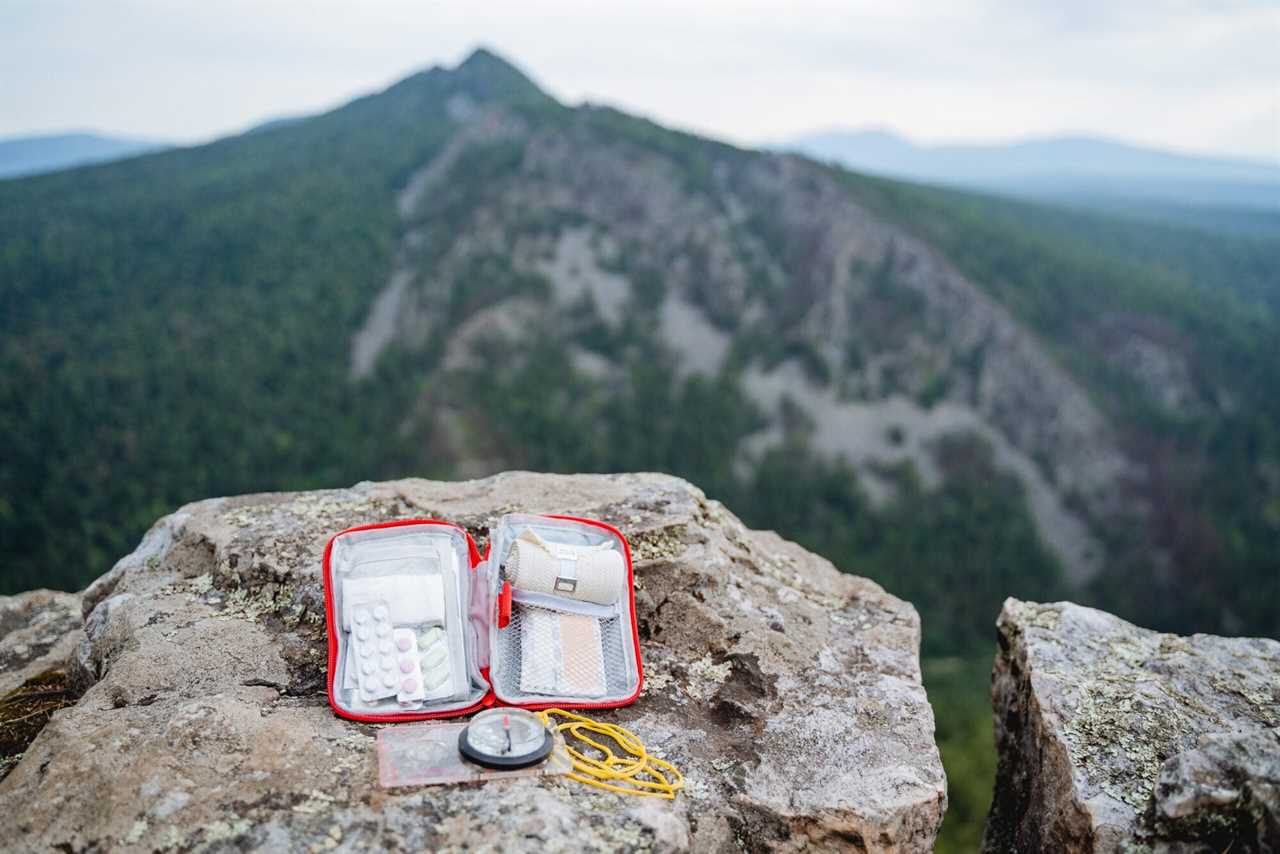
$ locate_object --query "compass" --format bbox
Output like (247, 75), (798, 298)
(457, 708), (554, 769)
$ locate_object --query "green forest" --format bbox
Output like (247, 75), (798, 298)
(2, 51), (1277, 852)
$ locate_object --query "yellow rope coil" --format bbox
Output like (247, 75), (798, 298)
(534, 708), (684, 799)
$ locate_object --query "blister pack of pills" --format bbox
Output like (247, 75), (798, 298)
(324, 515), (643, 722)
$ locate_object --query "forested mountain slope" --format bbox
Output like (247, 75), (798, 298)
(3, 49), (1277, 658)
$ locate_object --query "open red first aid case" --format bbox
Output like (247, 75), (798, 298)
(323, 514), (644, 722)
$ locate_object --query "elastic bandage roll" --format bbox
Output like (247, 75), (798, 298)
(506, 531), (624, 605)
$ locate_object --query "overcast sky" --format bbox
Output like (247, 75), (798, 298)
(2, 1), (1277, 161)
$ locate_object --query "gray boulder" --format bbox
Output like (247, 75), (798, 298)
(984, 598), (1280, 853)
(0, 472), (946, 852)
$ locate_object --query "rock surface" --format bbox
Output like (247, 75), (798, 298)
(0, 472), (946, 852)
(984, 598), (1280, 853)
(0, 589), (83, 779)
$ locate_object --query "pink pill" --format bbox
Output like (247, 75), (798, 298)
(399, 659), (414, 673)
(401, 677), (418, 693)
(396, 636), (412, 652)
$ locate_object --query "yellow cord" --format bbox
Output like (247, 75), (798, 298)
(534, 708), (685, 799)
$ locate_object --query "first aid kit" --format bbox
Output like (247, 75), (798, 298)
(323, 514), (644, 722)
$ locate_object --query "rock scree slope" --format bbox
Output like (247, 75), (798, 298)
(0, 472), (946, 852)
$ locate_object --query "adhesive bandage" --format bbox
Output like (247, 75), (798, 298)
(519, 609), (607, 697)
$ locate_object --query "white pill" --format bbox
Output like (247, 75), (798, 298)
(354, 608), (369, 624)
(421, 644), (447, 670)
(378, 641), (393, 655)
(422, 662), (450, 689)
(382, 674), (396, 688)
(373, 605), (388, 620)
(375, 623), (390, 638)
(380, 657), (395, 671)
(361, 661), (375, 675)
(356, 627), (370, 642)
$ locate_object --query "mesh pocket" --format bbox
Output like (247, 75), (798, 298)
(495, 601), (632, 702)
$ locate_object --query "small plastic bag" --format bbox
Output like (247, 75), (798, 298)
(377, 722), (571, 788)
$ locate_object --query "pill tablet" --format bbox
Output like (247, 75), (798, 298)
(354, 608), (369, 624)
(361, 661), (375, 675)
(422, 662), (450, 690)
(373, 605), (388, 620)
(401, 677), (418, 693)
(383, 674), (396, 688)
(375, 623), (391, 638)
(356, 627), (370, 641)
(421, 643), (447, 670)
(399, 659), (414, 674)
(396, 636), (412, 652)
(380, 657), (395, 671)
(378, 641), (392, 655)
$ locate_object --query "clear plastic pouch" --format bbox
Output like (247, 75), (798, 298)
(377, 722), (571, 788)
(324, 514), (643, 722)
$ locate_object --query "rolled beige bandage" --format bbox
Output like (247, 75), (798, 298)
(506, 530), (625, 605)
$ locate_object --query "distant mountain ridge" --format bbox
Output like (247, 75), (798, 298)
(789, 128), (1280, 213)
(1, 46), (1276, 655)
(0, 132), (170, 180)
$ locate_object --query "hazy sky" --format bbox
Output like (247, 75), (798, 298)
(2, 1), (1277, 160)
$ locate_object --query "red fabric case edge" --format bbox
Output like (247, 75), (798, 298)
(323, 514), (644, 722)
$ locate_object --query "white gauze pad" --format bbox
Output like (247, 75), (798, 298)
(342, 574), (444, 630)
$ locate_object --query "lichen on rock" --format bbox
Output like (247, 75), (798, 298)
(0, 472), (945, 852)
(984, 598), (1280, 853)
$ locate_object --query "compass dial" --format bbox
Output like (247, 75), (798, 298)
(458, 708), (554, 769)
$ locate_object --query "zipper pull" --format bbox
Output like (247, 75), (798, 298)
(497, 581), (512, 629)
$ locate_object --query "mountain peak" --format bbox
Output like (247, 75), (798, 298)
(360, 46), (549, 120)
(450, 46), (545, 102)
(457, 46), (511, 72)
